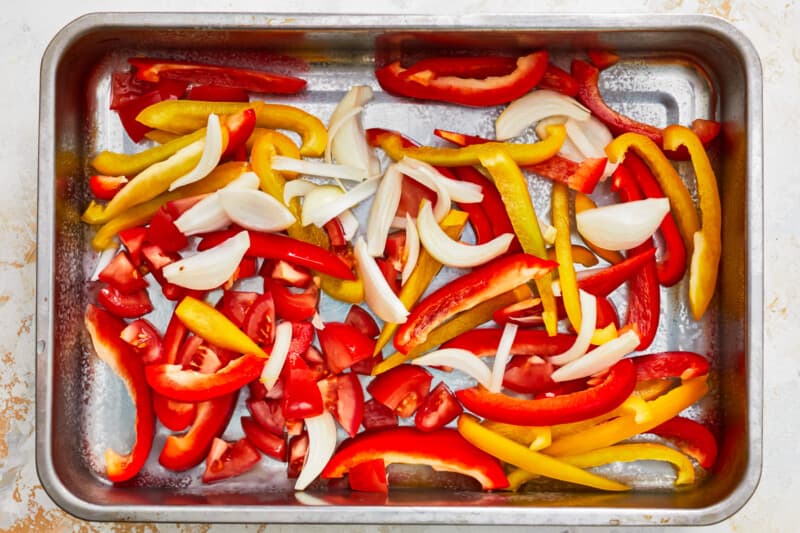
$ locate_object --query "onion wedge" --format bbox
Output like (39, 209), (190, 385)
(283, 179), (318, 204)
(338, 210), (359, 241)
(174, 172), (260, 236)
(401, 213), (420, 286)
(168, 113), (223, 191)
(260, 321), (293, 390)
(576, 198), (670, 251)
(548, 290), (597, 366)
(551, 329), (640, 382)
(489, 323), (518, 393)
(417, 200), (513, 268)
(163, 231), (250, 290)
(354, 236), (408, 324)
(294, 408), (337, 491)
(219, 189), (296, 232)
(413, 348), (492, 389)
(271, 156), (368, 183)
(326, 85), (381, 176)
(366, 163), (402, 256)
(496, 90), (591, 141)
(301, 179), (379, 228)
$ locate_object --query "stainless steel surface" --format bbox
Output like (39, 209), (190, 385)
(36, 12), (763, 526)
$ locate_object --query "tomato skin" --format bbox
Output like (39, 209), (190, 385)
(348, 458), (388, 492)
(218, 290), (259, 329)
(265, 279), (319, 322)
(147, 206), (188, 253)
(247, 398), (286, 437)
(367, 364), (432, 418)
(502, 354), (555, 394)
(120, 318), (163, 364)
(361, 399), (398, 431)
(318, 373), (365, 437)
(317, 322), (376, 374)
(118, 227), (148, 267)
(241, 416), (287, 461)
(98, 252), (148, 294)
(97, 285), (153, 318)
(242, 293), (276, 347)
(287, 432), (309, 479)
(344, 305), (380, 338)
(281, 354), (324, 420)
(414, 382), (463, 432)
(202, 437), (261, 484)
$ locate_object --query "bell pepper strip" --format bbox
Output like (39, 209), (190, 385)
(564, 443), (695, 485)
(622, 153), (687, 287)
(393, 253), (557, 354)
(321, 426), (509, 490)
(479, 150), (559, 336)
(93, 128), (207, 177)
(633, 379), (675, 401)
(90, 161), (247, 250)
(574, 193), (624, 264)
(552, 182), (581, 332)
(479, 420), (551, 450)
(129, 57), (307, 94)
(457, 415), (628, 491)
(538, 63), (580, 97)
(586, 49), (620, 70)
(605, 132), (700, 256)
(548, 394), (651, 441)
(572, 59), (720, 159)
(457, 197), (494, 244)
(399, 56), (518, 80)
(187, 84), (250, 102)
(456, 359), (635, 426)
(548, 244), (598, 267)
(369, 124), (566, 167)
(348, 458), (389, 493)
(577, 248), (656, 297)
(153, 394), (196, 432)
(159, 392), (238, 471)
(543, 375), (708, 457)
(442, 328), (576, 358)
(136, 100), (327, 157)
(84, 304), (154, 482)
(633, 351), (710, 382)
(144, 129), (181, 144)
(89, 175), (128, 201)
(145, 354), (265, 402)
(175, 296), (269, 359)
(663, 125), (722, 319)
(648, 416), (718, 469)
(199, 230), (356, 281)
(374, 285), (531, 375)
(375, 51), (548, 107)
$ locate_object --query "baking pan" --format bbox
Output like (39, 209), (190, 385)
(36, 12), (763, 526)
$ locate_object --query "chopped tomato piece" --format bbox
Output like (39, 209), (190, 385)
(384, 231), (408, 272)
(146, 207), (188, 253)
(265, 279), (319, 322)
(218, 290), (259, 329)
(414, 382), (462, 432)
(242, 293), (276, 347)
(241, 416), (287, 461)
(247, 398), (286, 437)
(281, 354), (324, 420)
(502, 355), (555, 394)
(362, 399), (399, 431)
(367, 364), (432, 418)
(318, 322), (376, 374)
(287, 432), (309, 479)
(118, 227), (148, 267)
(348, 458), (388, 492)
(202, 437), (261, 483)
(98, 252), (148, 294)
(97, 285), (153, 319)
(120, 318), (163, 365)
(344, 305), (380, 339)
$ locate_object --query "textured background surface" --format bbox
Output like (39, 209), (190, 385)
(1, 0), (796, 531)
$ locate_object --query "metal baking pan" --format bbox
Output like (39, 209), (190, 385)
(36, 12), (763, 526)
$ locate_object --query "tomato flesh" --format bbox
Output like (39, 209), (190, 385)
(318, 322), (376, 374)
(367, 365), (432, 418)
(202, 437), (261, 483)
(414, 382), (463, 432)
(120, 318), (163, 364)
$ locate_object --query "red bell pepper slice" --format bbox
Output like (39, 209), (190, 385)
(502, 354), (555, 394)
(97, 285), (153, 319)
(367, 364), (433, 418)
(362, 399), (399, 430)
(98, 251), (148, 294)
(414, 382), (463, 432)
(576, 247), (657, 297)
(442, 328), (576, 358)
(242, 292), (276, 347)
(611, 165), (661, 350)
(399, 56), (518, 79)
(375, 51), (548, 107)
(595, 296), (621, 330)
(538, 63), (580, 97)
(202, 437), (261, 483)
(648, 416), (718, 469)
(199, 230), (355, 281)
(84, 304), (155, 482)
(394, 253), (557, 354)
(434, 129), (604, 194)
(187, 84), (250, 102)
(622, 153), (687, 287)
(241, 416), (287, 461)
(110, 70), (158, 109)
(120, 318), (163, 365)
(221, 108), (257, 159)
(344, 305), (380, 339)
(376, 257), (401, 295)
(247, 397), (286, 437)
(449, 182), (496, 246)
(89, 174), (128, 201)
(265, 279), (319, 322)
(633, 351), (710, 381)
(287, 432), (309, 478)
(321, 426), (508, 490)
(146, 206), (188, 253)
(456, 359), (636, 426)
(282, 353), (324, 420)
(451, 165), (520, 250)
(348, 458), (388, 492)
(587, 49), (620, 69)
(111, 77), (187, 142)
(318, 322), (376, 374)
(153, 394), (196, 431)
(129, 57), (307, 94)
(145, 353), (265, 402)
(118, 226), (148, 267)
(571, 59), (720, 159)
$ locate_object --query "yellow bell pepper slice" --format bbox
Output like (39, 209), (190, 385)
(373, 210), (469, 356)
(633, 378), (675, 401)
(372, 284), (532, 375)
(458, 414), (629, 492)
(479, 150), (558, 336)
(92, 128), (207, 177)
(590, 322), (618, 346)
(144, 130), (181, 144)
(373, 125), (566, 167)
(136, 100), (327, 157)
(543, 375), (708, 457)
(574, 193), (624, 264)
(605, 132), (700, 256)
(552, 182), (581, 332)
(176, 296), (269, 359)
(90, 162), (248, 250)
(480, 420), (551, 450)
(549, 395), (651, 441)
(663, 125), (722, 320)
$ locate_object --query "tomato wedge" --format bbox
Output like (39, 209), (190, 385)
(318, 322), (376, 374)
(120, 318), (163, 364)
(348, 458), (388, 492)
(414, 382), (463, 432)
(362, 399), (399, 430)
(98, 252), (148, 294)
(282, 353), (324, 420)
(367, 364), (432, 418)
(241, 416), (287, 461)
(242, 292), (276, 347)
(247, 397), (286, 436)
(218, 290), (259, 329)
(344, 305), (380, 339)
(97, 285), (153, 319)
(202, 437), (261, 483)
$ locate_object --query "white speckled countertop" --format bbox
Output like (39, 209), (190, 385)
(2, 0), (796, 531)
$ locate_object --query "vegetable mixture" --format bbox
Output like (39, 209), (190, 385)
(82, 50), (720, 492)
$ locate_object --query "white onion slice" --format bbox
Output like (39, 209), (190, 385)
(219, 189), (296, 232)
(401, 213), (420, 285)
(417, 200), (513, 268)
(496, 90), (591, 141)
(90, 247), (119, 281)
(174, 174), (260, 236)
(301, 179), (379, 228)
(394, 157), (451, 221)
(565, 118), (605, 159)
(271, 156), (368, 183)
(283, 179), (318, 204)
(550, 329), (640, 382)
(294, 407), (337, 491)
(535, 116), (584, 162)
(226, 171), (261, 190)
(354, 236), (408, 323)
(338, 210), (359, 241)
(413, 348), (492, 389)
(168, 114), (223, 190)
(548, 290), (597, 366)
(489, 323), (518, 393)
(162, 231), (250, 290)
(366, 164), (402, 256)
(539, 220), (557, 245)
(260, 321), (293, 389)
(576, 198), (670, 251)
(325, 105), (364, 163)
(327, 85), (381, 176)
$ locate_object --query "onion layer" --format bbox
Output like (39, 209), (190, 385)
(174, 172), (260, 236)
(489, 323), (518, 393)
(163, 231), (250, 290)
(354, 236), (408, 323)
(366, 164), (402, 256)
(301, 179), (379, 228)
(327, 85), (381, 176)
(395, 157), (451, 221)
(401, 213), (420, 286)
(168, 113), (223, 190)
(271, 156), (367, 183)
(548, 290), (597, 366)
(413, 348), (493, 389)
(496, 89), (591, 141)
(576, 198), (670, 251)
(294, 407), (337, 491)
(260, 321), (293, 390)
(219, 189), (296, 232)
(550, 329), (640, 382)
